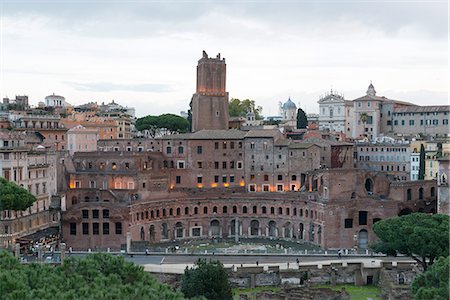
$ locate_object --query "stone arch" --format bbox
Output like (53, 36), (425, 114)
(229, 219), (241, 236)
(268, 221), (277, 237)
(149, 225), (156, 242)
(250, 220), (260, 236)
(210, 220), (221, 237)
(283, 222), (292, 238)
(161, 223), (169, 239)
(140, 226), (145, 241)
(407, 188), (412, 201)
(175, 222), (184, 238)
(317, 225), (322, 244)
(358, 229), (369, 250)
(365, 178), (374, 194)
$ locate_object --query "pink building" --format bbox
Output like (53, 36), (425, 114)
(67, 125), (99, 155)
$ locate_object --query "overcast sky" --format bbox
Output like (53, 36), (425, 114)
(1, 0), (448, 117)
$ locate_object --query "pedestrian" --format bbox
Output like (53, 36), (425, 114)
(296, 258), (299, 264)
(145, 249), (149, 255)
(256, 260), (259, 266)
(338, 249), (342, 258)
(287, 262), (290, 268)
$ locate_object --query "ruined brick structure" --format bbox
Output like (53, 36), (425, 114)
(60, 52), (438, 251)
(190, 51), (229, 132)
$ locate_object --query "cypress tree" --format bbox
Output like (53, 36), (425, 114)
(418, 143), (426, 180)
(296, 108), (308, 129)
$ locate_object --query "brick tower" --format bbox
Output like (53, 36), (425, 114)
(190, 51), (229, 132)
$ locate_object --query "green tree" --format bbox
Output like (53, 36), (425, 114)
(181, 259), (232, 300)
(296, 108), (308, 129)
(360, 112), (368, 137)
(0, 177), (36, 211)
(418, 143), (426, 180)
(228, 98), (263, 120)
(136, 114), (189, 137)
(0, 252), (184, 300)
(412, 256), (450, 300)
(372, 213), (449, 271)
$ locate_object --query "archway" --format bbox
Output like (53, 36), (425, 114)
(175, 222), (184, 238)
(210, 220), (220, 237)
(149, 225), (155, 242)
(283, 222), (292, 238)
(140, 227), (145, 241)
(299, 223), (304, 239)
(419, 187), (424, 200)
(358, 229), (368, 249)
(365, 178), (373, 194)
(161, 223), (169, 240)
(268, 221), (277, 237)
(250, 220), (259, 236)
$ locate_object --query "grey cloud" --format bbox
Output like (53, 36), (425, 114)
(65, 81), (173, 93)
(4, 1), (447, 39)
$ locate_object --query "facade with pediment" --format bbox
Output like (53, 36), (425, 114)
(318, 90), (352, 134)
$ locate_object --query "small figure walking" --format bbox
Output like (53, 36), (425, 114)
(338, 249), (342, 259)
(296, 258), (300, 264)
(256, 260), (259, 266)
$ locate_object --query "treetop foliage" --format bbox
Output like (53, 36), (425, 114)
(0, 252), (184, 300)
(229, 98), (263, 120)
(136, 114), (189, 137)
(181, 259), (232, 300)
(372, 213), (449, 271)
(0, 177), (36, 211)
(412, 256), (450, 300)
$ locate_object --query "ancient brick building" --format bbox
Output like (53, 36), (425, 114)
(190, 51), (229, 132)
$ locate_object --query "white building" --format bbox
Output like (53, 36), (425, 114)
(318, 90), (352, 133)
(45, 93), (68, 108)
(410, 152), (420, 180)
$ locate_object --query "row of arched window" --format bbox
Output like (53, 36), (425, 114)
(133, 204), (324, 222)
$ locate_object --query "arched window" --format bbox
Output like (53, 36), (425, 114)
(419, 187), (424, 200)
(176, 208), (181, 216)
(407, 189), (412, 201)
(242, 206), (248, 214)
(213, 206), (218, 213)
(278, 207), (283, 215)
(185, 207), (189, 215)
(140, 227), (145, 241)
(203, 207), (208, 214)
(431, 187), (435, 197)
(262, 206), (267, 214)
(233, 206), (237, 214)
(253, 206), (257, 214)
(71, 196), (78, 205)
(222, 206), (228, 214)
(365, 178), (374, 194)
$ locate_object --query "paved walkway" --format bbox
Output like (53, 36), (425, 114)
(143, 258), (398, 274)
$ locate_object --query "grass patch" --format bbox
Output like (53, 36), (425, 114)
(233, 286), (281, 300)
(313, 284), (382, 300)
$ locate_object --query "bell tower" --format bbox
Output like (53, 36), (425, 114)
(191, 51), (229, 132)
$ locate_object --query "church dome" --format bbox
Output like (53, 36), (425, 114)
(282, 97), (297, 109)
